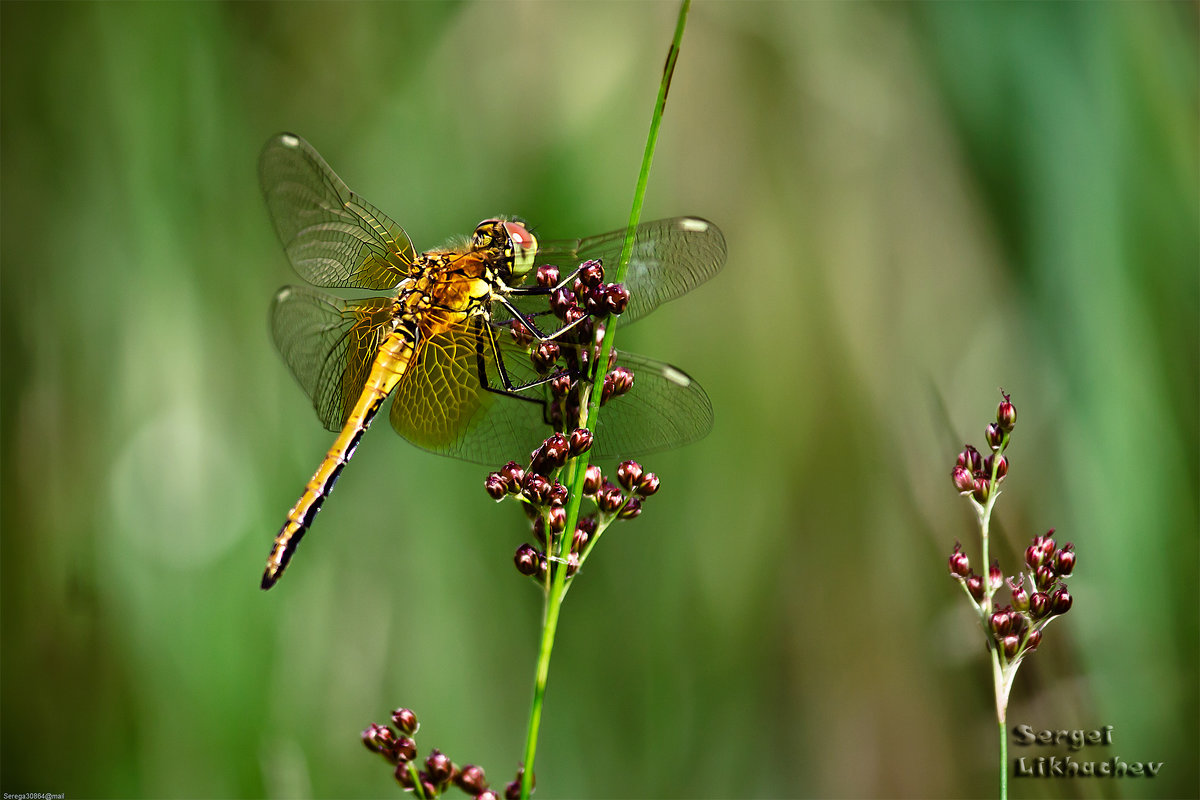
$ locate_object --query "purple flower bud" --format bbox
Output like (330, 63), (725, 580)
(637, 472), (660, 496)
(569, 427), (593, 455)
(536, 264), (560, 288)
(425, 749), (453, 784)
(990, 608), (1013, 636)
(1029, 592), (1051, 620)
(1002, 634), (1021, 659)
(578, 260), (605, 288)
(1054, 543), (1075, 577)
(618, 496), (642, 519)
(985, 453), (1008, 480)
(394, 736), (416, 763)
(997, 392), (1017, 431)
(485, 473), (508, 500)
(531, 341), (561, 372)
(972, 476), (991, 503)
(514, 544), (540, 576)
(1050, 587), (1073, 615)
(948, 542), (971, 578)
(956, 444), (984, 473)
(986, 422), (1004, 451)
(966, 574), (984, 602)
(1008, 576), (1029, 611)
(362, 723), (397, 759)
(616, 460), (643, 491)
(456, 765), (489, 794)
(582, 465), (603, 496)
(522, 474), (551, 506)
(1025, 630), (1042, 650)
(547, 506), (567, 534)
(988, 561), (1004, 593)
(499, 461), (525, 493)
(1035, 564), (1055, 591)
(391, 708), (419, 737)
(952, 465), (974, 493)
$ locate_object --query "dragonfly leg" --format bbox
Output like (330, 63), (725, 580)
(493, 295), (592, 342)
(476, 318), (587, 406)
(504, 260), (592, 297)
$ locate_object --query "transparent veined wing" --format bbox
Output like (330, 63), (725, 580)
(505, 217), (725, 326)
(259, 133), (415, 290)
(270, 285), (395, 431)
(389, 320), (713, 464)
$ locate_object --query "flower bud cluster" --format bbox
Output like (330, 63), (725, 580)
(509, 260), (636, 431)
(945, 392), (1076, 666)
(485, 430), (660, 586)
(362, 707), (520, 798)
(950, 392), (1016, 504)
(948, 533), (1076, 664)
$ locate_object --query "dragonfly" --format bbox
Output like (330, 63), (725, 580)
(259, 133), (725, 589)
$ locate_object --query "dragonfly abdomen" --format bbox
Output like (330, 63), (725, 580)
(262, 328), (415, 589)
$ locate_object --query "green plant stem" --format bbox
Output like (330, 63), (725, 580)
(975, 432), (1010, 800)
(999, 718), (1008, 800)
(517, 5), (690, 798)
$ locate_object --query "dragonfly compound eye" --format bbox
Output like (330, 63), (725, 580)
(502, 220), (538, 278)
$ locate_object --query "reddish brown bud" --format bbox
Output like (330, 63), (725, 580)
(536, 264), (560, 288)
(597, 486), (624, 514)
(956, 445), (984, 473)
(1002, 634), (1021, 659)
(972, 476), (991, 503)
(603, 283), (630, 315)
(1050, 587), (1073, 615)
(966, 574), (984, 602)
(636, 472), (660, 496)
(498, 461), (525, 493)
(985, 453), (1008, 480)
(456, 764), (489, 794)
(550, 287), (576, 319)
(1008, 576), (1029, 611)
(618, 496), (642, 519)
(425, 749), (453, 784)
(391, 708), (419, 737)
(509, 318), (534, 346)
(522, 474), (551, 505)
(952, 465), (975, 493)
(547, 505), (567, 534)
(1034, 564), (1055, 591)
(1054, 543), (1075, 577)
(569, 427), (593, 456)
(485, 472), (508, 500)
(578, 260), (604, 288)
(990, 608), (1014, 637)
(1029, 592), (1051, 620)
(1025, 630), (1042, 650)
(997, 392), (1017, 431)
(986, 422), (1004, 451)
(550, 371), (572, 398)
(514, 544), (540, 576)
(988, 561), (1004, 593)
(616, 460), (643, 491)
(531, 341), (561, 372)
(582, 465), (603, 496)
(948, 542), (971, 578)
(362, 723), (398, 759)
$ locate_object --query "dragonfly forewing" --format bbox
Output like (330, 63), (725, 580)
(260, 133), (416, 290)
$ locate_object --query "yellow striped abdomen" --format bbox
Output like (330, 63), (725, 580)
(262, 328), (414, 589)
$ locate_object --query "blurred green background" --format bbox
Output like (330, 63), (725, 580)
(2, 2), (1196, 798)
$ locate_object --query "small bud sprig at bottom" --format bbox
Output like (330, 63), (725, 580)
(944, 392), (1078, 799)
(363, 707), (528, 799)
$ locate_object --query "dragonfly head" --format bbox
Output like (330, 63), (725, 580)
(472, 218), (538, 283)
